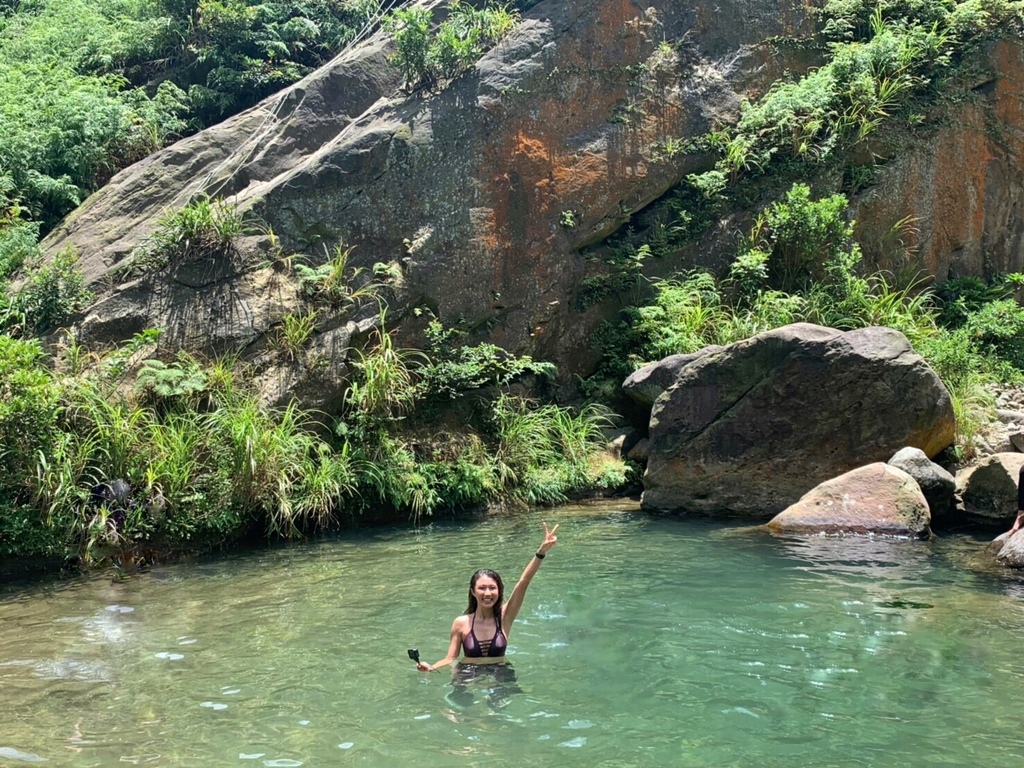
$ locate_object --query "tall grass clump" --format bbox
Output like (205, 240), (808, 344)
(274, 310), (318, 360)
(130, 195), (248, 271)
(294, 242), (381, 307)
(491, 395), (613, 505)
(915, 328), (998, 459)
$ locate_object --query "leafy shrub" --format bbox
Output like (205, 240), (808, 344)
(934, 272), (1023, 328)
(385, 0), (519, 91)
(727, 247), (770, 303)
(964, 298), (1024, 367)
(0, 335), (61, 487)
(0, 219), (38, 281)
(134, 357), (209, 406)
(1, 247), (92, 335)
(418, 318), (556, 399)
(155, 0), (380, 124)
(384, 6), (432, 88)
(748, 184), (859, 293)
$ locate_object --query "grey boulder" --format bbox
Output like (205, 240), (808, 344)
(642, 323), (955, 516)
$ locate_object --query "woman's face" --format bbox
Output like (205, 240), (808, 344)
(472, 575), (500, 610)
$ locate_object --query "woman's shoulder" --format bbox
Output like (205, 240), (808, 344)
(452, 614), (471, 632)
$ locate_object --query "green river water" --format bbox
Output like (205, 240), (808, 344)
(3, 500), (1024, 767)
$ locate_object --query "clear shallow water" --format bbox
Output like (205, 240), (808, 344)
(3, 502), (1024, 767)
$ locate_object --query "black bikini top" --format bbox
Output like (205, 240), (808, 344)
(462, 613), (507, 658)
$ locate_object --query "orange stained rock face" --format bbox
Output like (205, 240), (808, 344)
(993, 40), (1024, 131)
(857, 39), (1024, 280)
(477, 0), (670, 255)
(928, 113), (990, 274)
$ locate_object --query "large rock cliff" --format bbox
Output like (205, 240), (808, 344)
(853, 39), (1024, 280)
(40, 0), (1024, 400)
(43, 0), (813, 380)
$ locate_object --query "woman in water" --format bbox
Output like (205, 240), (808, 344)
(416, 522), (559, 676)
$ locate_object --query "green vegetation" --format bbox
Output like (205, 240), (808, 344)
(690, 0), (1023, 190)
(274, 309), (319, 359)
(587, 182), (1020, 460)
(0, 0), (381, 241)
(128, 195), (249, 273)
(588, 0), (1024, 296)
(0, 247), (92, 336)
(0, 305), (626, 566)
(384, 0), (519, 91)
(294, 242), (383, 306)
(417, 315), (556, 400)
(0, 176), (629, 567)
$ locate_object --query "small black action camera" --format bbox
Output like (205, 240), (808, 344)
(407, 648), (420, 663)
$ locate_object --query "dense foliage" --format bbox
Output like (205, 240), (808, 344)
(587, 182), (1021, 459)
(384, 0), (519, 90)
(0, 0), (381, 237)
(0, 314), (627, 565)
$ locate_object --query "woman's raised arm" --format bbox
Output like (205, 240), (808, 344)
(501, 523), (559, 630)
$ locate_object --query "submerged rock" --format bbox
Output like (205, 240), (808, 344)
(766, 463), (931, 538)
(642, 323), (955, 516)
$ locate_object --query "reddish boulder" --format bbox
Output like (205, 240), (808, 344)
(766, 463), (931, 538)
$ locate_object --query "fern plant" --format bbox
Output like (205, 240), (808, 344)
(135, 358), (208, 403)
(293, 243), (382, 307)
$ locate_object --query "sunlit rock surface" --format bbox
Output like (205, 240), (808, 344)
(642, 324), (955, 516)
(43, 0), (813, 380)
(766, 463), (931, 538)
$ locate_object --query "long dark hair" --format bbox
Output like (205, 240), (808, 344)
(465, 569), (504, 628)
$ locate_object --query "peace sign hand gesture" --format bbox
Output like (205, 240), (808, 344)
(538, 522), (559, 556)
